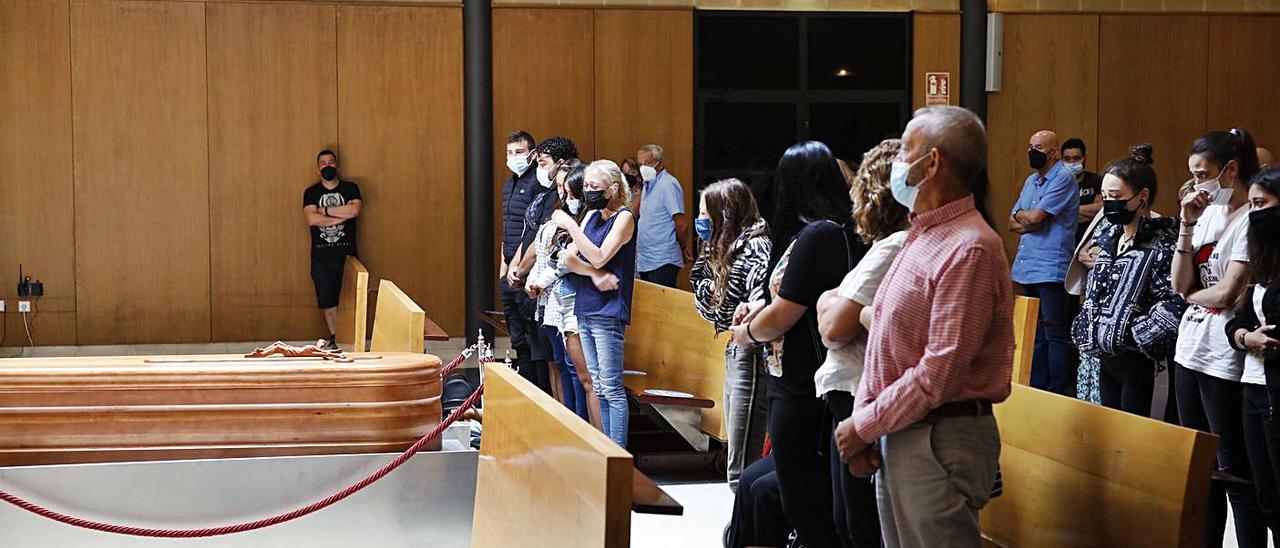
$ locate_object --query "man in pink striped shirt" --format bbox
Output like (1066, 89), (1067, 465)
(835, 106), (1014, 547)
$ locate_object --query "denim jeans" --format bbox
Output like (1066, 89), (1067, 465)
(579, 314), (628, 447)
(544, 325), (588, 421)
(1022, 282), (1073, 395)
(725, 342), (769, 492)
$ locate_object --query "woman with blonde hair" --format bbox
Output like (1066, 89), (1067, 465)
(815, 138), (906, 547)
(553, 160), (637, 447)
(690, 178), (772, 492)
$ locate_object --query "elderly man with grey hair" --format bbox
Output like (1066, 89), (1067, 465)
(835, 106), (1014, 548)
(635, 143), (690, 288)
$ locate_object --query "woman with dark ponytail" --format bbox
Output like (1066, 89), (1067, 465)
(1173, 128), (1265, 547)
(1071, 146), (1185, 417)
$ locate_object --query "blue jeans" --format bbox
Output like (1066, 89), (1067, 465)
(544, 325), (588, 421)
(1022, 282), (1072, 395)
(579, 314), (628, 447)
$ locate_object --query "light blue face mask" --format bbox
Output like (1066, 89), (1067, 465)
(889, 150), (933, 211)
(1064, 161), (1084, 176)
(695, 217), (714, 241)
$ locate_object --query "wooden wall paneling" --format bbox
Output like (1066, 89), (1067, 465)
(71, 0), (211, 344)
(986, 14), (1099, 259)
(337, 5), (465, 334)
(1098, 15), (1208, 220)
(207, 2), (337, 342)
(1206, 16), (1280, 158)
(491, 7), (596, 303)
(0, 0), (76, 346)
(593, 9), (694, 215)
(911, 13), (960, 111)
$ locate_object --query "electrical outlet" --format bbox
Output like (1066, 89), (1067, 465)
(0, 300), (5, 313)
(18, 301), (31, 313)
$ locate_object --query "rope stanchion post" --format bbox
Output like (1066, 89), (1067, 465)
(0, 348), (487, 539)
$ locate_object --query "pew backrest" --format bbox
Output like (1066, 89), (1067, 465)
(1010, 296), (1038, 386)
(472, 363), (634, 547)
(335, 256), (370, 352)
(623, 280), (729, 440)
(369, 279), (424, 353)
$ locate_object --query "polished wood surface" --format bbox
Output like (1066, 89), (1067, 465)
(0, 352), (442, 467)
(986, 14), (1100, 259)
(0, 0), (76, 345)
(336, 256), (371, 352)
(472, 363), (633, 548)
(911, 13), (960, 110)
(982, 384), (1217, 547)
(1206, 16), (1280, 159)
(631, 467), (683, 516)
(370, 279), (426, 353)
(337, 5), (465, 336)
(207, 1), (337, 342)
(1010, 296), (1038, 386)
(1098, 15), (1207, 219)
(623, 281), (728, 440)
(71, 0), (211, 344)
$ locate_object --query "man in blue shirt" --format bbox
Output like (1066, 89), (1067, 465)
(636, 144), (690, 288)
(1009, 130), (1079, 395)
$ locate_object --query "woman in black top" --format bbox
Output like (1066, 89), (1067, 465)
(729, 141), (867, 548)
(1227, 168), (1280, 536)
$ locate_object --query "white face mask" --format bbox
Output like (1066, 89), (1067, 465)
(1064, 161), (1084, 176)
(506, 154), (530, 175)
(536, 167), (553, 188)
(889, 151), (932, 211)
(1194, 175), (1233, 206)
(640, 165), (658, 182)
(566, 198), (581, 215)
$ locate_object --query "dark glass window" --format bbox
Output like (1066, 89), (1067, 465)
(807, 17), (909, 91)
(703, 103), (796, 171)
(809, 103), (904, 164)
(699, 16), (799, 90)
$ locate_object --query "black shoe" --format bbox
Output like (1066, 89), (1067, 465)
(325, 337), (339, 351)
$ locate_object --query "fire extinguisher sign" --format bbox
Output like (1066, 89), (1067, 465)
(925, 72), (950, 106)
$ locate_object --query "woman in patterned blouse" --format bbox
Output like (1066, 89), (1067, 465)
(1071, 151), (1186, 417)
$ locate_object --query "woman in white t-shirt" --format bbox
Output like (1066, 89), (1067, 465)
(1172, 128), (1265, 547)
(1226, 170), (1280, 539)
(814, 138), (906, 547)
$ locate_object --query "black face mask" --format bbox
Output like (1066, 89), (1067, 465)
(1250, 207), (1280, 239)
(1102, 195), (1140, 226)
(1028, 149), (1048, 170)
(583, 190), (609, 210)
(321, 166), (338, 181)
(625, 174), (639, 187)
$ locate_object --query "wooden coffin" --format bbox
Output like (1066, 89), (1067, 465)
(0, 352), (442, 467)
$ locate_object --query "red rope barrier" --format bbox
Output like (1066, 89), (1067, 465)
(0, 385), (484, 538)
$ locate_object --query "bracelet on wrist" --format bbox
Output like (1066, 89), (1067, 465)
(1180, 219), (1197, 227)
(746, 321), (765, 345)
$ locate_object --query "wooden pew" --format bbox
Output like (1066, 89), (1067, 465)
(335, 256), (370, 353)
(622, 281), (726, 440)
(473, 363), (680, 547)
(0, 352), (443, 467)
(980, 384), (1218, 547)
(370, 279), (425, 353)
(1010, 296), (1038, 386)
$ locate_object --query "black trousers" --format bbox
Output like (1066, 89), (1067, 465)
(499, 280), (551, 394)
(1099, 351), (1155, 417)
(1176, 363), (1267, 548)
(1241, 384), (1280, 533)
(727, 454), (789, 548)
(825, 391), (881, 548)
(769, 396), (837, 548)
(638, 263), (680, 288)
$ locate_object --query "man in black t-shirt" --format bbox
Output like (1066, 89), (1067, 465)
(302, 149), (362, 348)
(1061, 138), (1103, 243)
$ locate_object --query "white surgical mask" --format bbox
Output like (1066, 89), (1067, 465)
(640, 165), (658, 182)
(536, 167), (553, 188)
(1194, 176), (1233, 206)
(1064, 161), (1084, 176)
(889, 151), (932, 211)
(506, 155), (530, 175)
(566, 198), (581, 214)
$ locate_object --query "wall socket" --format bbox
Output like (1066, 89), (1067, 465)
(17, 301), (31, 313)
(0, 300), (5, 312)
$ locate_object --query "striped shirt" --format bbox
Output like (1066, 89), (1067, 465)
(852, 195), (1014, 444)
(690, 220), (772, 332)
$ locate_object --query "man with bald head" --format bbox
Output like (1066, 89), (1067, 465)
(835, 105), (1012, 547)
(1009, 130), (1079, 395)
(1257, 147), (1273, 171)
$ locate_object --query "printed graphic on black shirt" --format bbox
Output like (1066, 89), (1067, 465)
(303, 180), (361, 255)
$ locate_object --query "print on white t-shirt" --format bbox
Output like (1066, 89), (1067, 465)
(1174, 204), (1251, 381)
